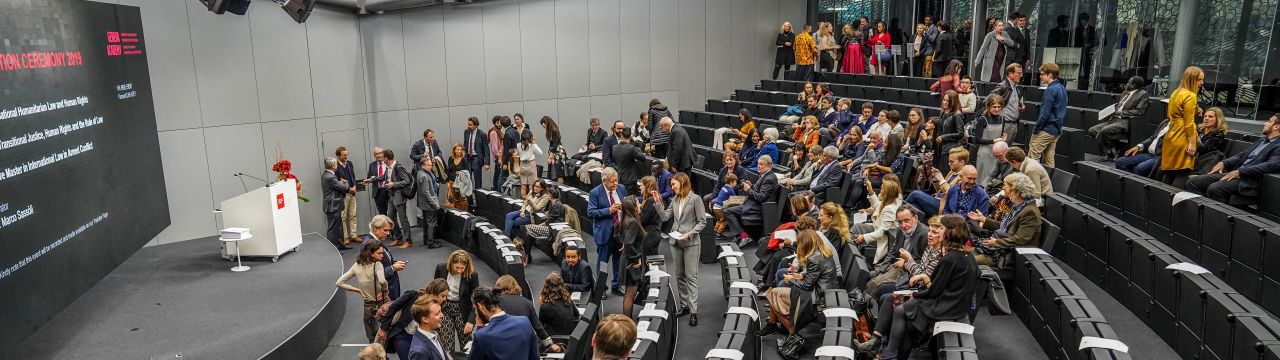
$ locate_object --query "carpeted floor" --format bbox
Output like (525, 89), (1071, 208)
(18, 233), (341, 360)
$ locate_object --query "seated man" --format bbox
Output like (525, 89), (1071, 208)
(1087, 76), (1149, 159)
(808, 146), (844, 205)
(1115, 119), (1171, 178)
(1186, 115), (1280, 203)
(864, 206), (929, 293)
(904, 147), (968, 218)
(984, 142), (1013, 194)
(723, 155), (781, 247)
(941, 165), (990, 216)
(1005, 146), (1052, 198)
(559, 246), (595, 295)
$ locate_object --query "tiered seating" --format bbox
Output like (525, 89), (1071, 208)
(707, 241), (760, 360)
(630, 256), (678, 360)
(438, 206), (531, 299)
(814, 290), (858, 360)
(544, 302), (600, 360)
(473, 188), (590, 266)
(1011, 250), (1133, 360)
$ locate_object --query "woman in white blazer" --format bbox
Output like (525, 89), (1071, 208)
(851, 177), (903, 264)
(654, 172), (707, 326)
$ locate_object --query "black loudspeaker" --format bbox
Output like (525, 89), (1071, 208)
(282, 0), (317, 23)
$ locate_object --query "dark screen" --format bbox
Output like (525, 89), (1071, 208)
(0, 0), (167, 348)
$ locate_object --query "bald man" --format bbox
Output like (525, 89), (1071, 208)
(983, 141), (1013, 189)
(942, 165), (990, 215)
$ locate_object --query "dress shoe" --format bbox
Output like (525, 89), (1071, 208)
(337, 245), (352, 251)
(610, 287), (625, 297)
(688, 313), (698, 326)
(398, 242), (412, 249)
(756, 322), (780, 337)
(736, 237), (754, 248)
(676, 307), (691, 318)
(426, 241), (443, 249)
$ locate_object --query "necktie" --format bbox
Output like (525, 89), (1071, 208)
(468, 131), (475, 156)
(378, 163), (385, 178)
(608, 190), (619, 224)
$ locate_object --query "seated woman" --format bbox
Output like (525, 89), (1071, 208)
(837, 127), (867, 161)
(781, 145), (821, 191)
(504, 180), (550, 237)
(748, 128), (781, 173)
(852, 177), (903, 264)
(856, 214), (979, 360)
(758, 219), (839, 344)
(1195, 107), (1230, 174)
(968, 172), (1043, 267)
(738, 129), (763, 166)
(538, 273), (580, 337)
(756, 195), (817, 286)
(791, 115), (821, 150)
(715, 109), (758, 150)
(520, 186), (565, 264)
(704, 152), (748, 205)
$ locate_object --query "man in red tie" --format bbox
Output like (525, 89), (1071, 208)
(363, 147), (390, 216)
(587, 167), (627, 298)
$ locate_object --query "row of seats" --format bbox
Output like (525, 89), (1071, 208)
(1042, 193), (1280, 360)
(804, 71), (1126, 112)
(1264, 174), (1280, 220)
(438, 206), (533, 299)
(1072, 161), (1280, 313)
(707, 241), (762, 360)
(813, 290), (863, 360)
(471, 188), (590, 266)
(629, 257), (678, 360)
(1011, 250), (1133, 360)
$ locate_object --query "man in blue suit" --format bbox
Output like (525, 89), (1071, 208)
(408, 301), (448, 360)
(587, 167), (626, 297)
(468, 287), (540, 360)
(363, 215), (406, 300)
(461, 117), (490, 190)
(1187, 114), (1280, 203)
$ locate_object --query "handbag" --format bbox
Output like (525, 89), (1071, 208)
(878, 49), (893, 63)
(776, 333), (806, 360)
(723, 195), (747, 209)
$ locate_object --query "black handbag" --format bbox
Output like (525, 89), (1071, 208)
(776, 333), (806, 360)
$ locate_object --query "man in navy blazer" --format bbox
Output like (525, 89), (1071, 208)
(723, 155), (780, 248)
(808, 146), (844, 205)
(363, 215), (406, 300)
(462, 117), (490, 190)
(411, 129), (444, 175)
(469, 287), (540, 360)
(1187, 115), (1280, 203)
(407, 301), (448, 360)
(587, 167), (626, 296)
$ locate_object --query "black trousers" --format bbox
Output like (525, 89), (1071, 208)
(325, 212), (344, 248)
(467, 155), (485, 190)
(421, 208), (439, 245)
(373, 191), (389, 215)
(1186, 173), (1243, 203)
(723, 206), (760, 238)
(772, 64), (792, 80)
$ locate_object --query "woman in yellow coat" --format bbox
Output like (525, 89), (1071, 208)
(1160, 66), (1204, 184)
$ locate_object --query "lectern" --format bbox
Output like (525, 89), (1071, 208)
(219, 180), (303, 262)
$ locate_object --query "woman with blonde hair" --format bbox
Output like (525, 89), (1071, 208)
(853, 177), (903, 264)
(432, 250), (479, 354)
(443, 143), (470, 210)
(771, 225), (840, 358)
(791, 115), (821, 149)
(1160, 66), (1204, 184)
(1195, 107), (1231, 173)
(818, 202), (851, 246)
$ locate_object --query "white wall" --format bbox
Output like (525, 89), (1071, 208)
(106, 0), (806, 245)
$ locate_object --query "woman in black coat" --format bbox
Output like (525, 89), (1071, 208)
(774, 22), (797, 80)
(433, 250), (481, 354)
(935, 91), (967, 170)
(856, 214), (979, 360)
(538, 273), (580, 337)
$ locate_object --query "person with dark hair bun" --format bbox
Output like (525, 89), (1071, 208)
(470, 287), (541, 359)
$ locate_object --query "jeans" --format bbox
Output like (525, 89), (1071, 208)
(492, 162), (508, 191)
(1115, 153), (1156, 177)
(504, 211), (531, 237)
(904, 190), (941, 219)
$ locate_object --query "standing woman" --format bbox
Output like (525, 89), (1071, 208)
(774, 22), (796, 80)
(868, 21), (893, 75)
(840, 24), (866, 74)
(638, 177), (665, 258)
(936, 91), (967, 170)
(930, 60), (963, 95)
(973, 20), (1015, 83)
(336, 241), (389, 343)
(444, 144), (470, 210)
(516, 131), (544, 197)
(655, 172), (707, 326)
(616, 195), (645, 317)
(1160, 66), (1204, 184)
(972, 95), (1008, 185)
(488, 116), (508, 191)
(542, 116), (568, 184)
(816, 23), (840, 73)
(433, 250), (480, 354)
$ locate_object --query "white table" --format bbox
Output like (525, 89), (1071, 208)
(219, 234), (253, 272)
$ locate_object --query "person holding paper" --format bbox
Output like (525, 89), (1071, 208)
(655, 173), (707, 326)
(587, 167), (627, 297)
(1087, 76), (1150, 159)
(967, 172), (1043, 267)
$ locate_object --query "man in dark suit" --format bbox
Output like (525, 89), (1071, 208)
(415, 157), (443, 249)
(723, 155), (780, 247)
(363, 215), (406, 300)
(661, 117), (696, 174)
(469, 287), (541, 360)
(931, 22), (956, 77)
(587, 167), (626, 296)
(407, 301), (448, 360)
(612, 128), (646, 195)
(1087, 76), (1150, 159)
(865, 206), (929, 293)
(411, 129), (444, 176)
(601, 120), (624, 167)
(380, 150), (414, 245)
(334, 147), (359, 245)
(462, 117), (490, 190)
(322, 157), (352, 250)
(1116, 119), (1171, 178)
(809, 146), (844, 205)
(1005, 14), (1031, 70)
(364, 147), (391, 215)
(1187, 115), (1280, 203)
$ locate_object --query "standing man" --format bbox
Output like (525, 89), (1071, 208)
(612, 129), (646, 195)
(793, 24), (817, 81)
(601, 120), (625, 167)
(382, 150), (413, 245)
(1030, 63), (1067, 167)
(662, 117), (695, 175)
(1005, 13), (1031, 77)
(462, 117), (490, 190)
(363, 215), (407, 301)
(407, 301), (448, 360)
(587, 168), (626, 297)
(365, 147), (390, 216)
(411, 129), (444, 176)
(469, 287), (541, 360)
(990, 63), (1026, 139)
(1073, 13), (1099, 90)
(415, 157), (443, 249)
(335, 147), (359, 246)
(322, 157), (352, 250)
(920, 15), (938, 77)
(931, 22), (956, 77)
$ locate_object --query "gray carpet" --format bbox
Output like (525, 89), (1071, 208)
(19, 233), (341, 360)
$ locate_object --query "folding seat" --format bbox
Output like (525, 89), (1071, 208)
(1143, 182), (1180, 241)
(886, 76), (904, 89)
(1055, 299), (1108, 357)
(761, 80), (779, 91)
(1174, 270), (1235, 349)
(708, 100), (727, 114)
(679, 110), (694, 124)
(1043, 193), (1072, 225)
(1262, 174), (1280, 218)
(1172, 194), (1209, 241)
(1068, 91), (1089, 109)
(1042, 279), (1087, 340)
(1061, 203), (1088, 264)
(1090, 91), (1118, 110)
(864, 86), (882, 101)
(1120, 173), (1150, 226)
(1204, 293), (1270, 360)
(695, 111), (712, 128)
(734, 89), (750, 102)
(784, 81), (803, 93)
(871, 75), (890, 88)
(934, 332), (978, 360)
(1084, 212), (1118, 283)
(882, 88), (901, 103)
(1228, 316), (1280, 360)
(1073, 162), (1101, 203)
(769, 91), (787, 105)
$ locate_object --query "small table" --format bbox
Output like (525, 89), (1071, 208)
(219, 234), (253, 272)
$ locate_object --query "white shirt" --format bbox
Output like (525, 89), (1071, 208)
(1141, 124), (1171, 154)
(447, 273), (461, 301)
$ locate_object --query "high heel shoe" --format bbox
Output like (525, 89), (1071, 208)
(855, 334), (884, 354)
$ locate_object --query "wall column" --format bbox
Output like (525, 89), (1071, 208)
(1168, 0), (1197, 87)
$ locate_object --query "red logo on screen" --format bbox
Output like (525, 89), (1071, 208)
(276, 194), (286, 209)
(106, 31), (143, 56)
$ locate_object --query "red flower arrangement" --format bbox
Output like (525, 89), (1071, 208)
(272, 151), (310, 202)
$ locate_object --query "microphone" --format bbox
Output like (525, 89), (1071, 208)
(234, 172), (271, 187)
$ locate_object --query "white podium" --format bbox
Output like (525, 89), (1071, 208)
(219, 180), (303, 262)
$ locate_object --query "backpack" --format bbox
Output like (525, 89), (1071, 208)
(394, 164), (416, 199)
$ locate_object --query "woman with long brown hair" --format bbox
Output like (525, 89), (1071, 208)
(336, 241), (389, 343)
(853, 177), (903, 264)
(616, 195), (645, 317)
(432, 250), (479, 354)
(936, 90), (967, 170)
(655, 172), (706, 326)
(541, 116), (568, 183)
(538, 272), (579, 336)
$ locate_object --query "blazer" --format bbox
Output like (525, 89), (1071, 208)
(367, 161), (390, 199)
(433, 264), (479, 326)
(601, 135), (619, 167)
(748, 143), (780, 172)
(470, 313), (541, 360)
(336, 160), (357, 189)
(1019, 159), (1054, 197)
(411, 139), (444, 168)
(612, 142), (647, 185)
(1221, 136), (1280, 196)
(415, 171), (441, 211)
(1110, 89), (1150, 124)
(912, 251), (979, 322)
(932, 32), (956, 63)
(462, 128), (490, 165)
(809, 161), (844, 202)
(587, 184), (627, 245)
(657, 194), (707, 248)
(989, 79), (1024, 123)
(739, 170), (780, 218)
(1005, 23), (1030, 65)
(321, 170), (346, 215)
(982, 202), (1042, 248)
(667, 125), (696, 171)
(385, 162), (413, 206)
(716, 165), (748, 193)
(408, 330), (445, 360)
(379, 289), (423, 335)
(1136, 120), (1172, 155)
(364, 235), (402, 299)
(876, 222), (930, 270)
(560, 259), (595, 293)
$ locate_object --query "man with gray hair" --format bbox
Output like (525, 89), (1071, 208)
(587, 166), (627, 296)
(722, 155), (780, 247)
(809, 146), (844, 205)
(322, 157), (352, 250)
(662, 117), (696, 174)
(984, 141), (1013, 192)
